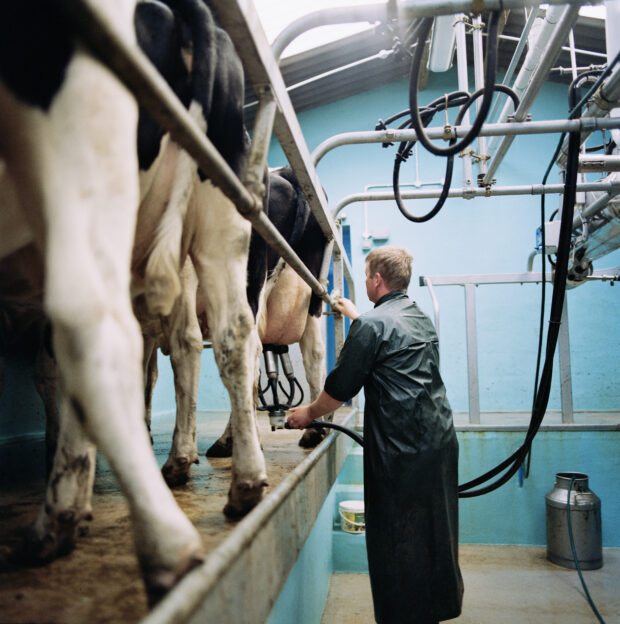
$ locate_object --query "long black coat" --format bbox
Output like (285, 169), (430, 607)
(325, 291), (463, 623)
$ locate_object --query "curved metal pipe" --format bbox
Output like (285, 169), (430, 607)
(312, 118), (620, 167)
(333, 181), (620, 218)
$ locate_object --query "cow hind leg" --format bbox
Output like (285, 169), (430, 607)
(6, 47), (202, 602)
(298, 314), (329, 448)
(191, 184), (267, 517)
(161, 260), (202, 486)
(15, 396), (95, 563)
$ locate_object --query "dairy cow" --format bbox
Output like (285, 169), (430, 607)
(131, 0), (267, 511)
(0, 0), (203, 603)
(207, 166), (331, 457)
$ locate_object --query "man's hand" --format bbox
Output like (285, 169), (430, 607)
(287, 391), (344, 430)
(287, 405), (315, 429)
(333, 297), (360, 320)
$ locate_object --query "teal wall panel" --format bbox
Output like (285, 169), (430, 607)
(266, 487), (335, 624)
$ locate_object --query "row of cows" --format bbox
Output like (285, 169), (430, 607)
(0, 0), (330, 605)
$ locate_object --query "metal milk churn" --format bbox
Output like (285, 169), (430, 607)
(545, 472), (603, 570)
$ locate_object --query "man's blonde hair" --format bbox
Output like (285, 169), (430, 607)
(366, 246), (413, 291)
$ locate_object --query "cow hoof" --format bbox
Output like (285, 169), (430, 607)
(222, 478), (268, 518)
(162, 456), (199, 487)
(13, 510), (87, 564)
(299, 427), (325, 448)
(145, 549), (204, 608)
(205, 438), (232, 458)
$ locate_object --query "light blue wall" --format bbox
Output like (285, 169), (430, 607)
(266, 487), (335, 624)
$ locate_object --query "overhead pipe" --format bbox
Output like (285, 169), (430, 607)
(454, 13), (474, 192)
(578, 155), (620, 173)
(556, 63), (620, 167)
(483, 4), (581, 186)
(472, 14), (489, 181)
(312, 117), (620, 166)
(333, 180), (620, 217)
(487, 7), (539, 124)
(270, 0), (589, 61)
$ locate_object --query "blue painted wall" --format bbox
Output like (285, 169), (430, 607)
(266, 487), (335, 624)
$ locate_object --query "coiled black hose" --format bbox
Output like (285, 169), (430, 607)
(408, 11), (501, 158)
(393, 85), (519, 222)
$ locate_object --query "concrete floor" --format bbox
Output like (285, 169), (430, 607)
(321, 545), (620, 624)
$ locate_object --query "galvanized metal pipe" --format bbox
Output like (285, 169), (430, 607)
(270, 0), (590, 61)
(312, 118), (620, 166)
(578, 155), (620, 173)
(472, 14), (488, 180)
(333, 181), (620, 217)
(487, 7), (539, 123)
(483, 3), (581, 185)
(556, 63), (620, 168)
(455, 14), (474, 191)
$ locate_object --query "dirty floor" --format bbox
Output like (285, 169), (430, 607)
(0, 410), (319, 624)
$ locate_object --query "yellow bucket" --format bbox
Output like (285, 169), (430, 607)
(338, 500), (365, 534)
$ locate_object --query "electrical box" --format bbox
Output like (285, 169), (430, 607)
(536, 220), (561, 253)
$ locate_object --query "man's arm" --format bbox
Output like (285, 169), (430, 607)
(286, 390), (344, 429)
(333, 297), (359, 320)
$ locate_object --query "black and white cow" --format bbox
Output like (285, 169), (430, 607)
(131, 0), (267, 513)
(0, 0), (203, 604)
(206, 166), (331, 457)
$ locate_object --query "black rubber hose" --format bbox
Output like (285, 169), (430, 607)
(408, 11), (501, 157)
(567, 476), (607, 624)
(393, 84), (519, 223)
(285, 420), (364, 447)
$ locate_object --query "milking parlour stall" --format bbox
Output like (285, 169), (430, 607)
(1, 1), (619, 624)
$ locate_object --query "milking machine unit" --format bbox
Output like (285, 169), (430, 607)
(258, 345), (304, 430)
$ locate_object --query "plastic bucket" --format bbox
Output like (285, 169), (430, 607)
(339, 500), (365, 534)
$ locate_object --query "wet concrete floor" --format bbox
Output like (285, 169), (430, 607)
(0, 410), (317, 623)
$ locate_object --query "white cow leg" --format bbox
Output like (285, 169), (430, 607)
(161, 260), (202, 486)
(298, 314), (330, 448)
(11, 51), (202, 603)
(23, 394), (95, 562)
(192, 184), (267, 517)
(33, 338), (60, 476)
(143, 334), (158, 442)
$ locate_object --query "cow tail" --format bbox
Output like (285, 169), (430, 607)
(167, 0), (216, 127)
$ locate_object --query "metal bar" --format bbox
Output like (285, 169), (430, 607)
(483, 3), (581, 185)
(488, 7), (539, 123)
(211, 0), (355, 298)
(464, 283), (480, 424)
(58, 0), (335, 304)
(333, 181), (620, 216)
(271, 3), (389, 61)
(578, 154), (620, 172)
(420, 272), (554, 286)
(455, 14), (474, 191)
(472, 14), (488, 181)
(312, 117), (620, 166)
(556, 64), (620, 168)
(268, 0), (591, 50)
(245, 87), (278, 196)
(558, 298), (574, 424)
(333, 246), (346, 360)
(423, 277), (441, 341)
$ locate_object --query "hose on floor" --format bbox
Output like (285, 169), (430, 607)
(567, 476), (606, 624)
